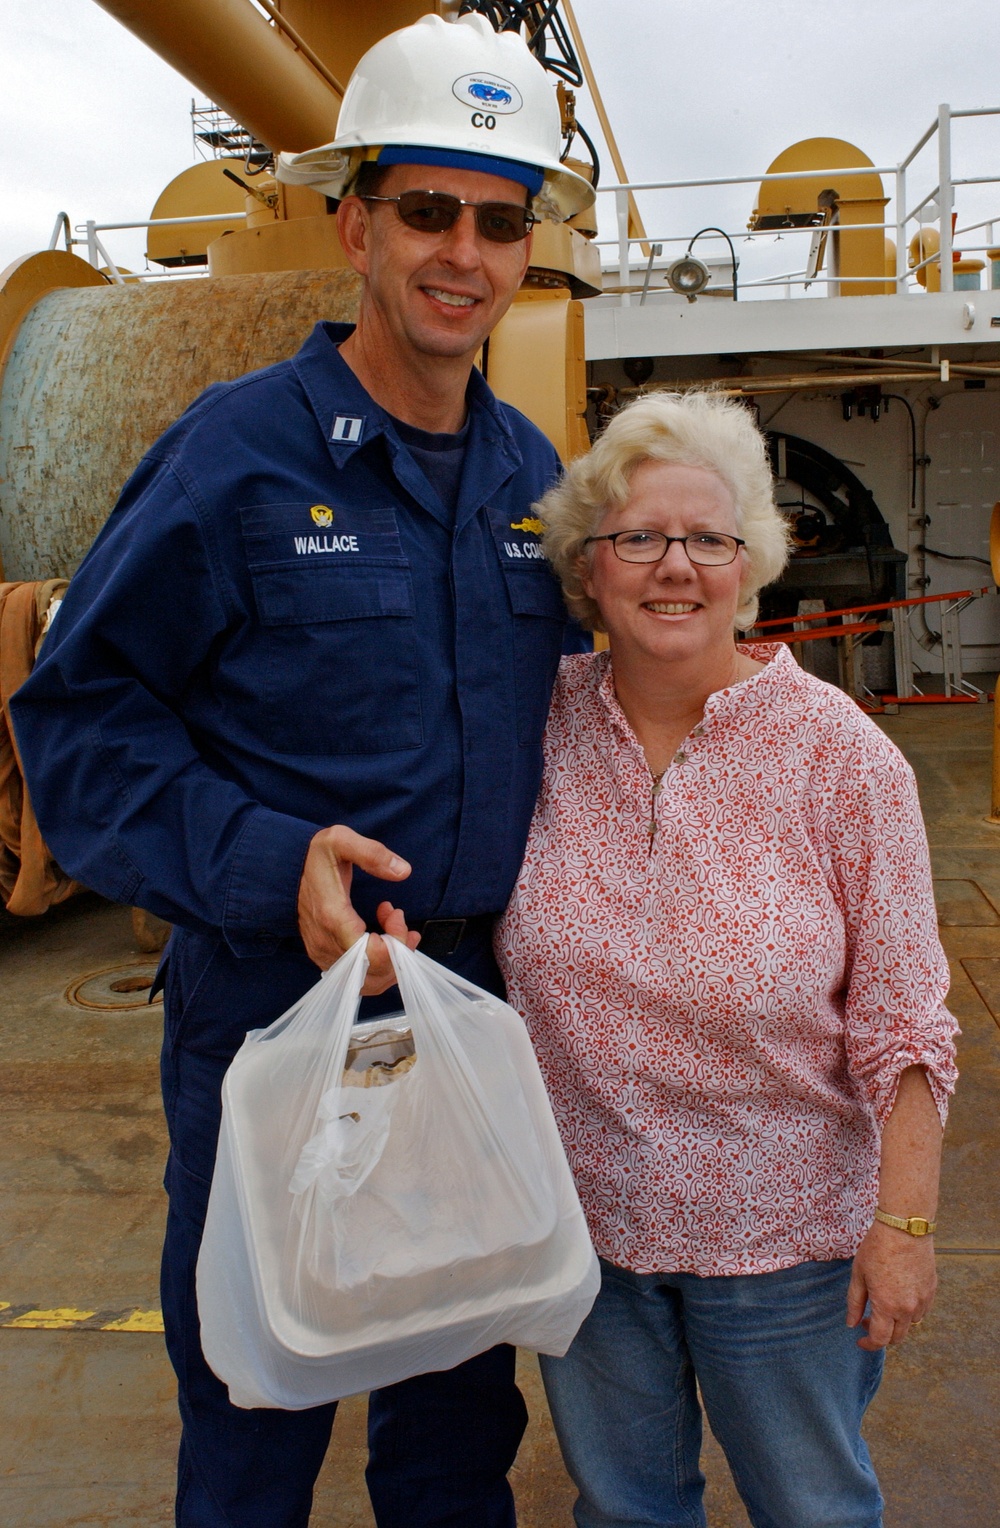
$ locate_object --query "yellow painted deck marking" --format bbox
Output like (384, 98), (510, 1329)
(0, 1302), (164, 1331)
(101, 1309), (164, 1332)
(4, 1307), (97, 1329)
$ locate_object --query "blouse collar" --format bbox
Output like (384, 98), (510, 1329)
(594, 641), (801, 750)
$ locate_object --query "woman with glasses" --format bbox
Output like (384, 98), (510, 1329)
(495, 391), (957, 1528)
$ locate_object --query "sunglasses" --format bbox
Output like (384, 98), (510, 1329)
(361, 190), (538, 244)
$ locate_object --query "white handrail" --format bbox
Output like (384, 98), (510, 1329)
(65, 104), (999, 300)
(47, 212), (73, 252)
(596, 164), (898, 197)
(938, 104), (954, 291)
(594, 221), (896, 248)
(900, 120), (940, 173)
(93, 232), (125, 284)
(598, 101), (1000, 300)
(904, 186), (942, 224)
(77, 213), (249, 233)
(73, 209), (251, 278)
(895, 164), (908, 292)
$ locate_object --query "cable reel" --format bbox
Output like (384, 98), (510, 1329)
(764, 431), (907, 617)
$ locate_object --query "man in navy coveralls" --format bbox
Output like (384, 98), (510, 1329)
(11, 12), (595, 1527)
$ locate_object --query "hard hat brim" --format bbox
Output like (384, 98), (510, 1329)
(278, 132), (595, 222)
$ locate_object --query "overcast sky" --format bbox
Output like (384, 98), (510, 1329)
(4, 0), (1000, 286)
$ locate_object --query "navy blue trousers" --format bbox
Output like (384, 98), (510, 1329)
(160, 928), (527, 1528)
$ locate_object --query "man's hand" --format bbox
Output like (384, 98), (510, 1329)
(297, 825), (420, 992)
(846, 1219), (937, 1349)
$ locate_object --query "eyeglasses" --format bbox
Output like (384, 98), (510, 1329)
(583, 530), (746, 566)
(361, 191), (538, 244)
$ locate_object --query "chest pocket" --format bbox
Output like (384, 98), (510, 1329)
(489, 519), (567, 747)
(240, 504), (422, 756)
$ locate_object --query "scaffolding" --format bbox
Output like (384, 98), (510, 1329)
(190, 100), (270, 169)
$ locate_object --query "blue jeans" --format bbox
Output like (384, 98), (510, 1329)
(539, 1256), (884, 1528)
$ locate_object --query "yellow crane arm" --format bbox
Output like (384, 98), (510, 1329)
(92, 0), (342, 153)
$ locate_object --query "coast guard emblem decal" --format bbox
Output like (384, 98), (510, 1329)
(330, 415), (364, 444)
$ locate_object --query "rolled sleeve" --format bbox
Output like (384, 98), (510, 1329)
(825, 730), (958, 1129)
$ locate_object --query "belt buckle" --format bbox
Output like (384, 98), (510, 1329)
(417, 918), (467, 958)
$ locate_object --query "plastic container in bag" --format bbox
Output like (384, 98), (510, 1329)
(196, 935), (599, 1409)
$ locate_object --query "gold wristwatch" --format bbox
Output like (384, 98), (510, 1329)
(874, 1208), (936, 1236)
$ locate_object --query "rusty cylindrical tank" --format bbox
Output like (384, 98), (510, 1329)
(0, 266), (361, 579)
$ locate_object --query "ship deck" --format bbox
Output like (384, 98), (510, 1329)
(1, 700), (999, 1527)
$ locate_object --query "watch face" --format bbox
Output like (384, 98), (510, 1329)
(909, 1218), (931, 1236)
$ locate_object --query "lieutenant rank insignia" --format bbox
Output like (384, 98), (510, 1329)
(330, 414), (364, 444)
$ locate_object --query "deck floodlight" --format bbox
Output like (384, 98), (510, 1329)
(666, 255), (711, 301)
(675, 228), (740, 302)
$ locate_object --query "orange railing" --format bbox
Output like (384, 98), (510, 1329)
(748, 586), (994, 712)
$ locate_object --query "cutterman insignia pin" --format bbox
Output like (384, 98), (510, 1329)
(510, 517), (545, 534)
(310, 505), (334, 527)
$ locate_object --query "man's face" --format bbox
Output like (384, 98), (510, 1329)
(338, 162), (534, 365)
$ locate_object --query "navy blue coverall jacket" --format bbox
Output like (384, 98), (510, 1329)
(12, 320), (573, 1516)
(12, 320), (571, 1053)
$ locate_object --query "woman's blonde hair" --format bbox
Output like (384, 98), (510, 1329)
(540, 390), (791, 631)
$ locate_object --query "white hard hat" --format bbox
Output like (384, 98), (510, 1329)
(276, 12), (595, 222)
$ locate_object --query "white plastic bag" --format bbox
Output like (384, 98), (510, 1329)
(196, 935), (599, 1409)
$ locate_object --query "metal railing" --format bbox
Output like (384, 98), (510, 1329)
(48, 212), (247, 283)
(597, 105), (1000, 303)
(750, 587), (994, 709)
(53, 104), (1000, 298)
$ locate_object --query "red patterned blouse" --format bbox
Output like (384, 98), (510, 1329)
(495, 643), (958, 1276)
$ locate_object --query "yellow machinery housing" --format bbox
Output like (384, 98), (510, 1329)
(146, 160), (248, 267)
(749, 136), (891, 296)
(909, 226), (942, 291)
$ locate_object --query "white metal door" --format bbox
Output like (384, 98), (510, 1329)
(925, 395), (1000, 671)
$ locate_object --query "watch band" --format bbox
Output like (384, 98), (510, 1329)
(874, 1207), (936, 1236)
